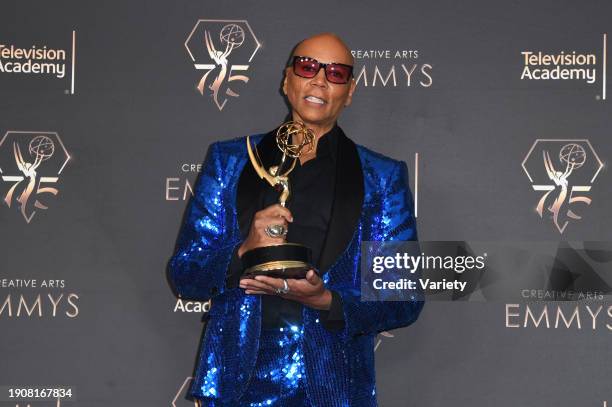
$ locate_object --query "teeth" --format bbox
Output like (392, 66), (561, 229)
(305, 96), (325, 104)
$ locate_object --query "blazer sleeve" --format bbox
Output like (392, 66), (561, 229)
(335, 160), (424, 338)
(168, 142), (242, 301)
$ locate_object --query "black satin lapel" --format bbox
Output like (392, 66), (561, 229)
(318, 129), (364, 273)
(236, 130), (279, 238)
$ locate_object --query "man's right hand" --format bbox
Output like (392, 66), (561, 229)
(238, 204), (294, 258)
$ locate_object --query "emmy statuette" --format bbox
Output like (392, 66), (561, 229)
(241, 121), (317, 279)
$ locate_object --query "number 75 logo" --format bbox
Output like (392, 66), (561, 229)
(0, 131), (70, 223)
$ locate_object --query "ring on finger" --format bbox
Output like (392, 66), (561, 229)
(265, 224), (287, 238)
(276, 279), (290, 295)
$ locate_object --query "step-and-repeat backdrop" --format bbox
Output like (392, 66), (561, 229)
(1, 0), (611, 406)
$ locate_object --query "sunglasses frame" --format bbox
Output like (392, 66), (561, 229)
(291, 55), (354, 84)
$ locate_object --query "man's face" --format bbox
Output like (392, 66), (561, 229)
(283, 36), (356, 129)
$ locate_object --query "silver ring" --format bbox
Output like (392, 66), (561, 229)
(265, 224), (287, 238)
(276, 279), (290, 295)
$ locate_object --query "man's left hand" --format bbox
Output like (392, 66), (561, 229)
(239, 270), (332, 311)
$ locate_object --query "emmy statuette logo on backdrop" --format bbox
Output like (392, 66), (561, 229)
(0, 131), (70, 223)
(185, 20), (261, 110)
(522, 139), (604, 233)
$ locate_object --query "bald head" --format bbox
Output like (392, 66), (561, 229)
(282, 32), (356, 138)
(292, 32), (354, 66)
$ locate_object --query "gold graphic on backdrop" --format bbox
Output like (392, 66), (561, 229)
(172, 376), (199, 407)
(197, 25), (245, 109)
(538, 144), (588, 232)
(522, 139), (604, 233)
(185, 20), (261, 110)
(0, 131), (70, 223)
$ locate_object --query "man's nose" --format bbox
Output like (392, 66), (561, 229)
(310, 67), (328, 87)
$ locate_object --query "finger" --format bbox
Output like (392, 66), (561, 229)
(245, 289), (272, 295)
(242, 280), (275, 292)
(306, 270), (320, 284)
(245, 287), (276, 295)
(243, 278), (279, 292)
(240, 279), (270, 292)
(239, 279), (256, 289)
(258, 215), (288, 230)
(261, 204), (293, 222)
(253, 275), (285, 291)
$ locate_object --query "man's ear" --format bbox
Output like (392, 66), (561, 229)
(344, 78), (357, 107)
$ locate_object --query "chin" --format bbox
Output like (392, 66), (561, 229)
(294, 109), (330, 125)
(301, 116), (327, 125)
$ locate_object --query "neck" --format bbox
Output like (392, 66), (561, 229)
(305, 122), (335, 140)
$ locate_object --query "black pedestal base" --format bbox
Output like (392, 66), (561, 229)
(241, 243), (315, 279)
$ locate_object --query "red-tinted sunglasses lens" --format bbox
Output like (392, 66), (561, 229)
(293, 57), (352, 84)
(293, 58), (321, 78)
(325, 64), (352, 84)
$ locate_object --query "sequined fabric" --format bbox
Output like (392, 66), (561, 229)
(168, 134), (424, 406)
(197, 325), (308, 407)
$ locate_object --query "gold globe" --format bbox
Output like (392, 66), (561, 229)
(275, 121), (315, 159)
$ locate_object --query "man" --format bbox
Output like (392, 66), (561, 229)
(169, 33), (423, 406)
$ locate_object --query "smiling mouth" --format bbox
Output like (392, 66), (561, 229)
(304, 95), (326, 105)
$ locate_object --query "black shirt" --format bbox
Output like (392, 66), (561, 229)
(227, 124), (345, 331)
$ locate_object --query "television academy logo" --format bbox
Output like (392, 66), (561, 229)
(174, 296), (210, 313)
(521, 139), (604, 233)
(520, 33), (607, 100)
(0, 31), (77, 94)
(0, 131), (70, 223)
(185, 20), (261, 110)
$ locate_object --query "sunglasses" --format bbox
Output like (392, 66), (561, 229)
(291, 55), (354, 84)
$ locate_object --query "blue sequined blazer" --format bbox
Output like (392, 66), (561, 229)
(169, 127), (424, 406)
